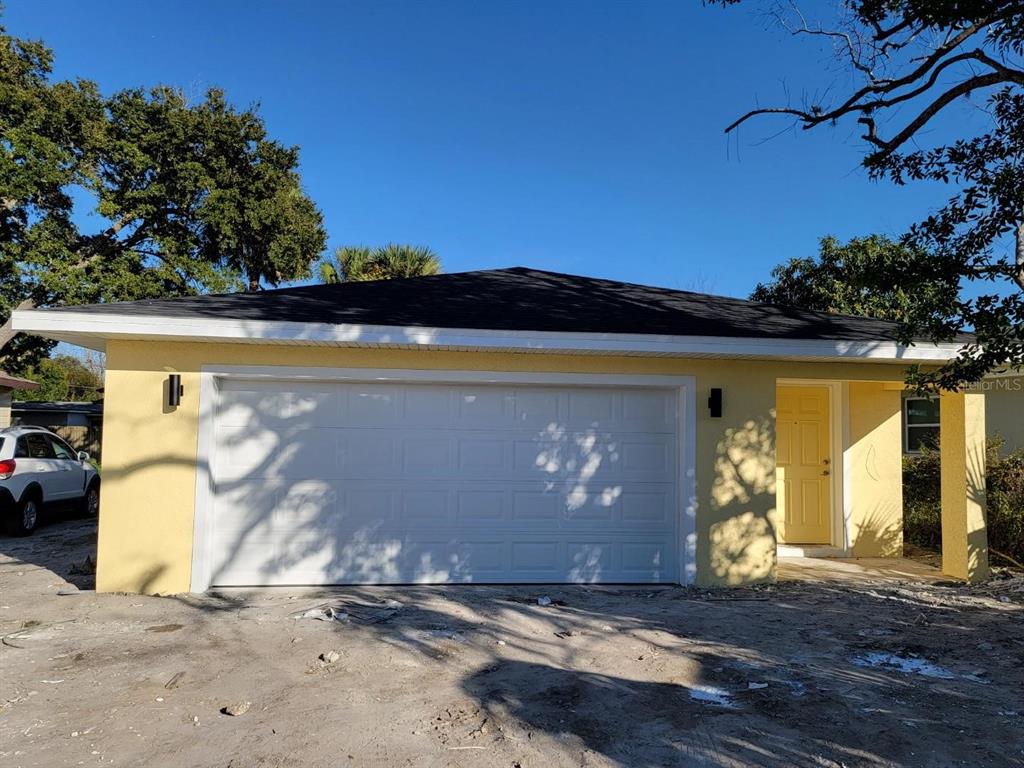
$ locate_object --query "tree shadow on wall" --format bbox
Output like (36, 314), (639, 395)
(707, 416), (777, 585)
(101, 380), (686, 590)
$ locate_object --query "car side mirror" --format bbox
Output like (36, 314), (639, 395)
(77, 451), (91, 462)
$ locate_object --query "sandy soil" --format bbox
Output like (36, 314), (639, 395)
(1, 518), (1022, 768)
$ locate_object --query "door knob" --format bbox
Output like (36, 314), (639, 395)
(822, 469), (831, 476)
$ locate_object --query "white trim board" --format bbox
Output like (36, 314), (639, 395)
(14, 308), (966, 363)
(189, 366), (698, 591)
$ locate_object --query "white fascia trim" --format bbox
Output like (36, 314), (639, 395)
(14, 308), (966, 362)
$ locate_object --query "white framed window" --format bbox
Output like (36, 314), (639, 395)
(904, 397), (940, 453)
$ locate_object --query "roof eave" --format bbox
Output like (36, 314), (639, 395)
(12, 308), (966, 364)
(0, 372), (39, 390)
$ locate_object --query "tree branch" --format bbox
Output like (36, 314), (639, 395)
(724, 17), (1000, 136)
(781, 2), (874, 75)
(727, 48), (1022, 164)
(724, 106), (819, 133)
(864, 71), (1012, 157)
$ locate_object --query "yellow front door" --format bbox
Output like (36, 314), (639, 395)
(776, 386), (832, 544)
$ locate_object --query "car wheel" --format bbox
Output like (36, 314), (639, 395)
(8, 492), (40, 536)
(80, 481), (100, 517)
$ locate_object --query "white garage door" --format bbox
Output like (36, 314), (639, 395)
(204, 378), (682, 586)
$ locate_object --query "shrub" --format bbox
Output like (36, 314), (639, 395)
(903, 438), (1024, 566)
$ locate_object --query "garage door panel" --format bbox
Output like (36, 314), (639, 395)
(215, 425), (341, 481)
(567, 542), (611, 581)
(620, 440), (673, 474)
(622, 541), (669, 574)
(511, 389), (561, 425)
(214, 477), (677, 529)
(213, 426), (280, 479)
(401, 437), (452, 473)
(399, 490), (451, 523)
(455, 489), (504, 521)
(512, 491), (560, 520)
(455, 388), (513, 423)
(337, 433), (396, 476)
(563, 501), (612, 521)
(622, 390), (676, 427)
(511, 541), (559, 572)
(342, 386), (403, 425)
(219, 428), (674, 484)
(513, 433), (675, 483)
(621, 492), (673, 523)
(401, 386), (454, 423)
(208, 380), (682, 585)
(456, 439), (506, 471)
(209, 528), (678, 586)
(568, 390), (615, 424)
(218, 382), (340, 428)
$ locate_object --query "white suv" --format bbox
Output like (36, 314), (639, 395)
(0, 426), (100, 536)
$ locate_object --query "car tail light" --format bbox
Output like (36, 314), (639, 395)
(0, 459), (15, 480)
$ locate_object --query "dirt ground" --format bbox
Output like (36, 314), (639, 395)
(1, 519), (1022, 768)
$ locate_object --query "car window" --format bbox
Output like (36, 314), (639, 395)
(48, 436), (76, 460)
(14, 437), (29, 458)
(24, 433), (56, 459)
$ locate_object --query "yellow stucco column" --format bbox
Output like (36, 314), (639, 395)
(847, 383), (904, 556)
(939, 391), (989, 583)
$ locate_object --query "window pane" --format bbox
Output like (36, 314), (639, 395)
(906, 398), (940, 425)
(907, 426), (940, 452)
(14, 438), (28, 458)
(25, 433), (55, 459)
(49, 437), (75, 460)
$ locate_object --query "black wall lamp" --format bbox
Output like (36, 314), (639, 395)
(708, 387), (723, 418)
(168, 374), (183, 407)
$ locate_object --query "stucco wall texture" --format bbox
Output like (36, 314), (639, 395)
(99, 341), (915, 594)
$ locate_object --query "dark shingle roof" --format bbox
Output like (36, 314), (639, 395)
(50, 267), (952, 343)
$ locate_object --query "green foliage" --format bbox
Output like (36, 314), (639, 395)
(751, 235), (959, 324)
(881, 84), (1024, 390)
(715, 1), (1024, 389)
(320, 244), (442, 283)
(12, 354), (103, 402)
(904, 437), (1024, 565)
(0, 18), (326, 372)
(0, 20), (104, 371)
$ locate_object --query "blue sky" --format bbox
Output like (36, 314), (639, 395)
(4, 0), (977, 298)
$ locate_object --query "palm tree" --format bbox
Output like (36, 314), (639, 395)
(319, 244), (442, 283)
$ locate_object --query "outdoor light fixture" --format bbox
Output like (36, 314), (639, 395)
(168, 374), (183, 407)
(708, 388), (723, 418)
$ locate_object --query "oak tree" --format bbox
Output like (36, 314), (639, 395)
(715, 0), (1024, 387)
(0, 19), (326, 372)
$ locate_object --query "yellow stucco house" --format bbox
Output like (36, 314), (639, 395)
(14, 268), (991, 594)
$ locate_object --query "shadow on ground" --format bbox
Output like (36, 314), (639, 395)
(0, 515), (97, 589)
(188, 579), (1024, 767)
(3, 522), (1023, 767)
